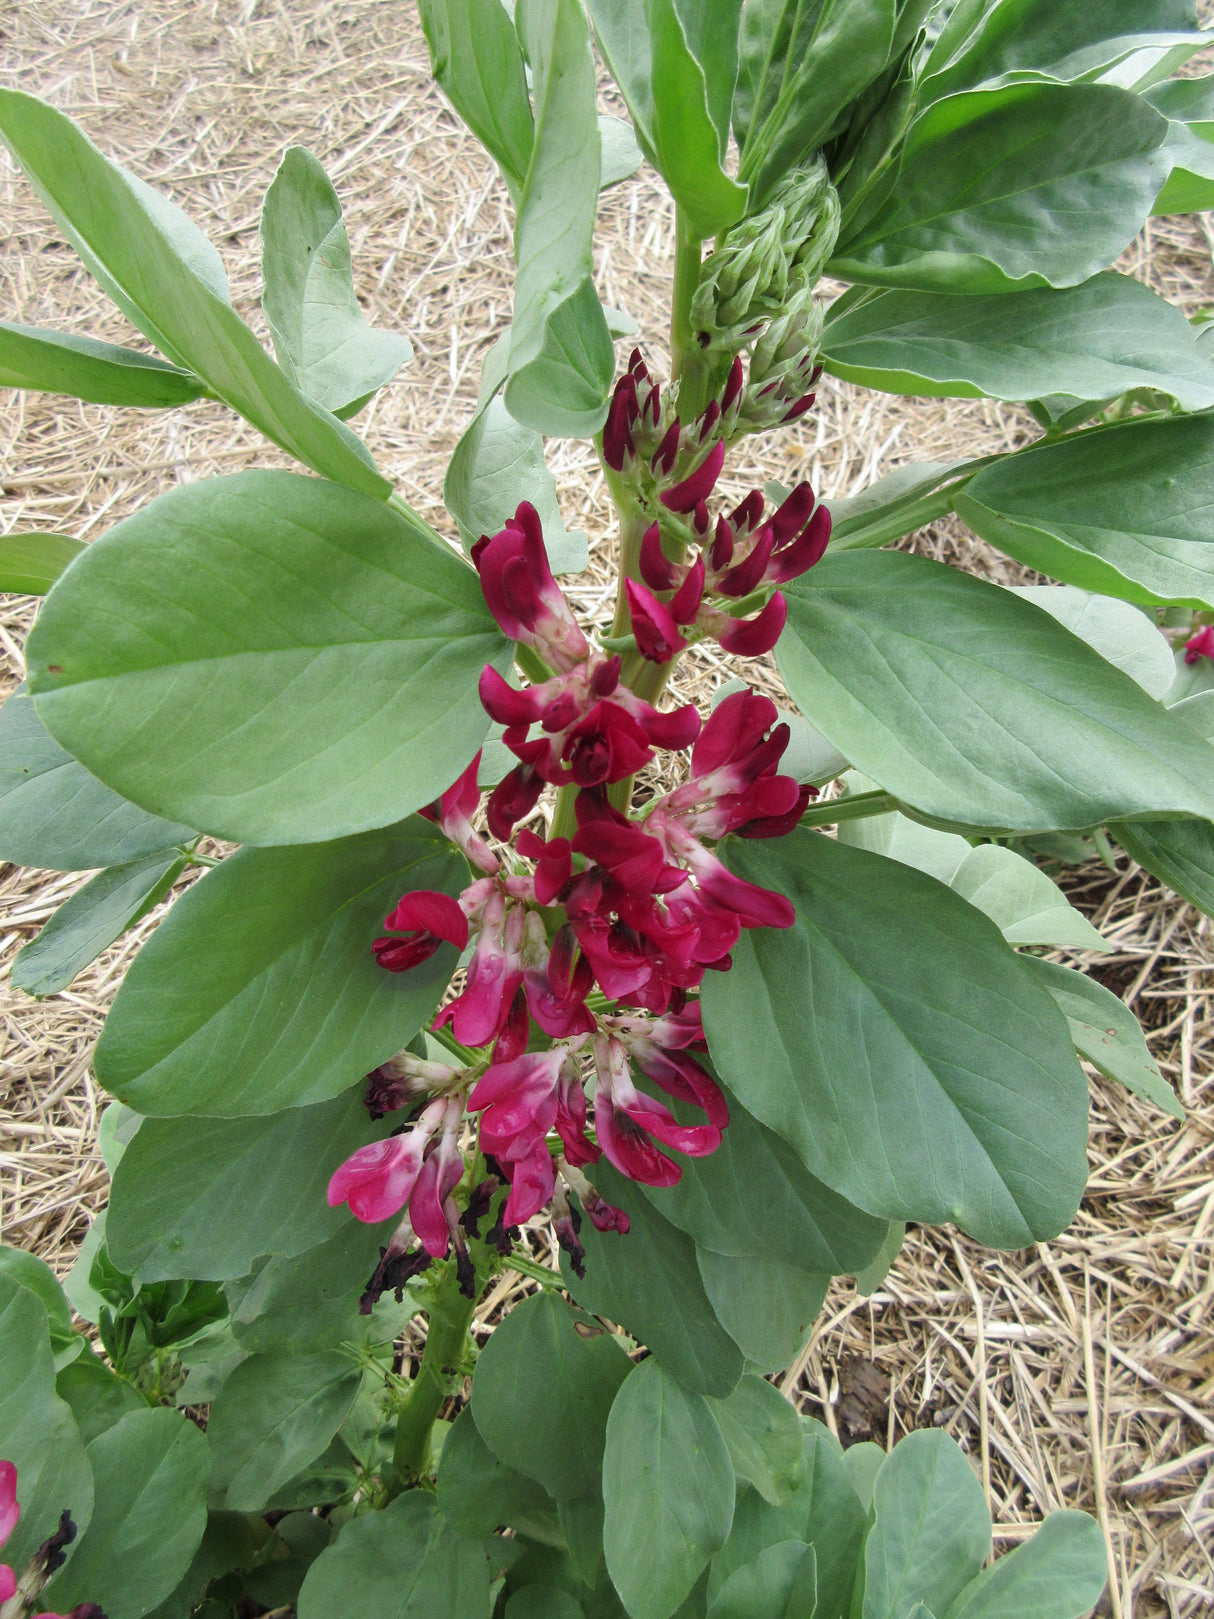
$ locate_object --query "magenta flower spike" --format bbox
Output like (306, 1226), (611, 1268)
(1184, 624), (1214, 663)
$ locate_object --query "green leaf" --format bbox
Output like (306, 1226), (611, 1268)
(1024, 954), (1183, 1118)
(1170, 690), (1214, 744)
(824, 459), (979, 551)
(706, 1541), (815, 1619)
(777, 552), (1214, 833)
(636, 1094), (887, 1274)
(561, 1162), (745, 1398)
(419, 0), (535, 195)
(471, 1292), (632, 1500)
(942, 1510), (1107, 1619)
(707, 1376), (804, 1506)
(298, 1491), (491, 1619)
(0, 686), (194, 872)
(12, 849), (186, 998)
(1113, 816), (1214, 920)
(830, 84), (1170, 294)
(94, 818), (462, 1116)
(855, 1221), (906, 1298)
(205, 1349), (362, 1512)
(697, 1251), (828, 1373)
(446, 392), (588, 574)
(260, 147), (412, 417)
(838, 803), (1108, 951)
(505, 0), (613, 436)
(56, 1350), (147, 1446)
(1147, 74), (1214, 212)
(921, 0), (1203, 102)
(599, 115), (645, 190)
(701, 830), (1090, 1248)
(27, 470), (509, 845)
(0, 530), (86, 595)
(0, 319), (206, 407)
(0, 92), (389, 496)
(226, 1220), (396, 1353)
(955, 415), (1214, 612)
(106, 1084), (387, 1281)
(709, 1422), (863, 1616)
(508, 1590), (587, 1619)
(0, 1243), (80, 1370)
(590, 0), (747, 238)
(734, 0), (897, 208)
(1003, 586), (1176, 700)
(861, 1431), (991, 1619)
(821, 274), (1214, 410)
(438, 1408), (565, 1547)
(603, 1359), (735, 1619)
(42, 1408), (210, 1619)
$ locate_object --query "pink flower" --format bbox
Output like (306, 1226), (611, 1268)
(327, 1113), (438, 1223)
(472, 502), (589, 672)
(373, 891), (468, 972)
(434, 888), (521, 1048)
(408, 1103), (468, 1257)
(1184, 624), (1214, 664)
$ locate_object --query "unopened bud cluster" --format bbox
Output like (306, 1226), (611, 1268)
(689, 156), (840, 426)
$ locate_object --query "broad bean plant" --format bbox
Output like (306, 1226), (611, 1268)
(3, 2), (1214, 1616)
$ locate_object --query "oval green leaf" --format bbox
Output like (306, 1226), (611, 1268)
(42, 1407), (210, 1619)
(603, 1359), (736, 1619)
(94, 818), (462, 1116)
(471, 1292), (632, 1500)
(0, 319), (206, 407)
(821, 274), (1214, 409)
(0, 687), (194, 872)
(560, 1162), (745, 1399)
(0, 1283), (94, 1572)
(831, 83), (1169, 294)
(297, 1492), (491, 1619)
(26, 470), (510, 846)
(942, 1510), (1107, 1619)
(862, 1431), (991, 1619)
(777, 551), (1214, 833)
(13, 850), (186, 999)
(701, 830), (1090, 1247)
(260, 147), (412, 418)
(206, 1349), (362, 1513)
(106, 1085), (391, 1281)
(955, 414), (1214, 611)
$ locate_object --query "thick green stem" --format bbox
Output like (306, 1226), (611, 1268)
(670, 211), (710, 420)
(389, 1263), (476, 1490)
(799, 789), (898, 828)
(609, 499), (654, 640)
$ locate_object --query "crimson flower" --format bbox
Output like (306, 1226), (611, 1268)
(373, 890), (468, 972)
(1184, 624), (1214, 664)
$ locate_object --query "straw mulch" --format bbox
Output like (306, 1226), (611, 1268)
(1, 6), (1211, 1615)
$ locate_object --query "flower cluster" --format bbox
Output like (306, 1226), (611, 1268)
(1184, 623), (1214, 664)
(603, 349), (830, 661)
(328, 380), (824, 1287)
(0, 1462), (100, 1619)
